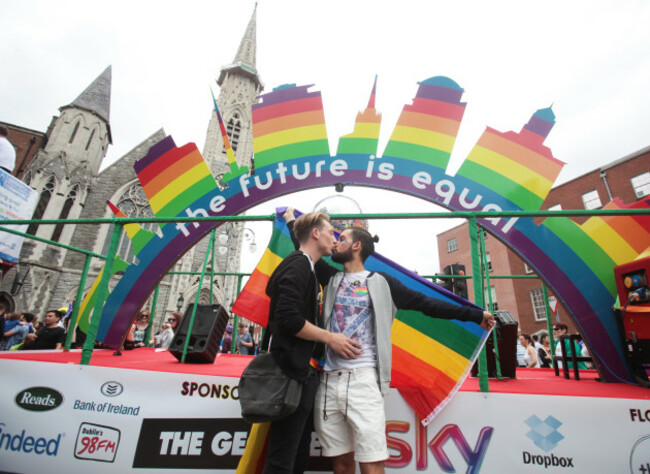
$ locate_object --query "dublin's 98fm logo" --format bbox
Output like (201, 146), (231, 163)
(74, 422), (120, 463)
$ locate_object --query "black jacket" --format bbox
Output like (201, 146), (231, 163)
(265, 250), (325, 381)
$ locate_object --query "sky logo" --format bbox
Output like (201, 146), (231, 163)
(525, 415), (564, 452)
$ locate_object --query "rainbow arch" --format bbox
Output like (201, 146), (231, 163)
(96, 77), (650, 383)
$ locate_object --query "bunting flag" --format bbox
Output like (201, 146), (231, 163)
(76, 255), (129, 333)
(232, 209), (490, 426)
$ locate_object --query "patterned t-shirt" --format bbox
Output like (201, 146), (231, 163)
(325, 271), (377, 370)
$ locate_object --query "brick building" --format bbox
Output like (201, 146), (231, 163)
(437, 146), (650, 336)
(0, 123), (48, 180)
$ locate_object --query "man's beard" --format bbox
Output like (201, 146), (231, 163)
(331, 246), (353, 264)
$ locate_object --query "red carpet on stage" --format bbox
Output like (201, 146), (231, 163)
(1, 349), (649, 400)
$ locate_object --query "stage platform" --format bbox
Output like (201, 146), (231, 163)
(1, 349), (649, 473)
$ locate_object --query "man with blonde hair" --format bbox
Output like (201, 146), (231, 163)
(263, 211), (361, 474)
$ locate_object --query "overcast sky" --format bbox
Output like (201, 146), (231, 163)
(2, 0), (649, 275)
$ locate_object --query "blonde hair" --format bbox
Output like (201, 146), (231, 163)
(293, 212), (330, 244)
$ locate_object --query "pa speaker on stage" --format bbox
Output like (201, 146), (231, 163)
(169, 304), (229, 364)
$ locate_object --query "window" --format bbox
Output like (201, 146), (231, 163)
(447, 238), (458, 253)
(530, 288), (547, 321)
(548, 203), (562, 211)
(484, 285), (498, 311)
(581, 190), (602, 210)
(51, 186), (78, 242)
(85, 128), (96, 151)
(103, 183), (157, 264)
(485, 252), (492, 272)
(27, 177), (55, 235)
(224, 115), (241, 152)
(631, 172), (650, 199)
(69, 121), (80, 144)
(524, 263), (534, 274)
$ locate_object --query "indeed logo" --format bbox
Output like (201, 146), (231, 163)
(0, 422), (63, 456)
(15, 387), (64, 412)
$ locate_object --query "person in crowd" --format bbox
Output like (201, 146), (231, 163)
(519, 333), (540, 368)
(516, 327), (527, 367)
(156, 312), (182, 349)
(284, 209), (495, 474)
(126, 310), (152, 349)
(221, 325), (233, 353)
(1, 313), (30, 350)
(262, 211), (360, 474)
(0, 125), (16, 174)
(236, 322), (253, 355)
(22, 313), (35, 334)
(0, 312), (21, 349)
(24, 310), (66, 349)
(553, 323), (587, 369)
(538, 334), (552, 368)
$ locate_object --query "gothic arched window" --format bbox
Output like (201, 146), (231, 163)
(103, 183), (156, 264)
(226, 114), (241, 152)
(51, 185), (79, 243)
(69, 121), (80, 144)
(85, 128), (96, 151)
(27, 176), (56, 235)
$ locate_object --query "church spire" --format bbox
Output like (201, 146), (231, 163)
(233, 4), (257, 70)
(217, 6), (262, 91)
(65, 65), (112, 123)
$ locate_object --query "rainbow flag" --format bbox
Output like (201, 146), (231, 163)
(235, 422), (270, 474)
(232, 209), (489, 426)
(76, 255), (129, 333)
(211, 89), (248, 182)
(106, 201), (156, 254)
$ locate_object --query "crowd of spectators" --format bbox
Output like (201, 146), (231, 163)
(0, 307), (66, 351)
(515, 324), (591, 370)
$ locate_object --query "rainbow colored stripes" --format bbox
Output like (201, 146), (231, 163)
(252, 84), (329, 168)
(232, 210), (489, 424)
(336, 76), (381, 157)
(211, 89), (248, 182)
(76, 256), (128, 333)
(231, 215), (296, 326)
(107, 201), (156, 255)
(383, 76), (466, 170)
(456, 107), (565, 210)
(133, 141), (218, 228)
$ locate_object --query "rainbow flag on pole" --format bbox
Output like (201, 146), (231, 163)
(233, 209), (490, 425)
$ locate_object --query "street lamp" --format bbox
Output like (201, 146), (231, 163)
(217, 226), (257, 255)
(176, 293), (185, 312)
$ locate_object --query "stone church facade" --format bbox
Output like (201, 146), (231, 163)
(0, 8), (262, 330)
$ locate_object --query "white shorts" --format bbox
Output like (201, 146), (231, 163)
(314, 367), (389, 463)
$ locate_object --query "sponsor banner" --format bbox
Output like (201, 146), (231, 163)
(0, 169), (38, 263)
(0, 358), (649, 473)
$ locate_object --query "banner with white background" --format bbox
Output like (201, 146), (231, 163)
(0, 358), (648, 473)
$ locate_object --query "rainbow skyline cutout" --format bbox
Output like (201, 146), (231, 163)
(95, 76), (650, 386)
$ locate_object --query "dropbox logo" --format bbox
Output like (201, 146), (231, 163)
(524, 415), (564, 452)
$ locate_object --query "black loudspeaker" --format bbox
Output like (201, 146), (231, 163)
(169, 304), (230, 363)
(471, 310), (518, 378)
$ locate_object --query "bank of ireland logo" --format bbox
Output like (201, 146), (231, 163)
(100, 382), (123, 397)
(525, 415), (564, 452)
